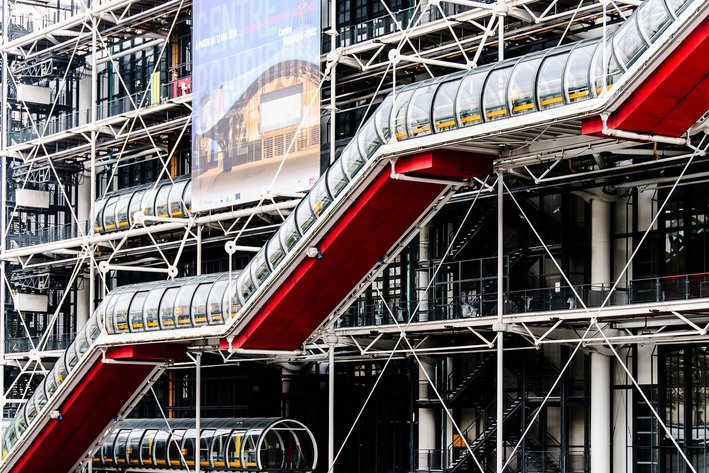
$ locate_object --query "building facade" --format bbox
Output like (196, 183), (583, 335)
(0, 0), (708, 472)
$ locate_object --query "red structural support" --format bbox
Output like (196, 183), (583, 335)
(225, 150), (492, 350)
(9, 344), (186, 473)
(583, 18), (709, 138)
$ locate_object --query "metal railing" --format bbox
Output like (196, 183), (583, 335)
(322, 2), (493, 50)
(414, 449), (444, 472)
(337, 272), (709, 329)
(4, 334), (74, 354)
(8, 220), (89, 248)
(10, 76), (191, 145)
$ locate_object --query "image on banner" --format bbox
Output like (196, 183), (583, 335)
(192, 0), (321, 212)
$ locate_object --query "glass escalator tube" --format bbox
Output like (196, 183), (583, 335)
(128, 186), (147, 226)
(168, 179), (189, 218)
(115, 193), (131, 230)
(295, 197), (317, 236)
(183, 180), (193, 214)
(326, 158), (350, 200)
(508, 53), (544, 116)
(141, 185), (160, 220)
(538, 46), (573, 107)
(102, 196), (118, 232)
(155, 184), (172, 219)
(392, 84), (419, 141)
(250, 247), (271, 288)
(564, 40), (600, 105)
(207, 276), (229, 325)
(111, 292), (134, 333)
(265, 229), (288, 270)
(94, 197), (107, 233)
(613, 12), (649, 69)
(143, 286), (165, 331)
(278, 212), (302, 253)
(406, 80), (438, 139)
(482, 62), (517, 122)
(456, 67), (490, 127)
(236, 269), (257, 309)
(175, 283), (199, 328)
(638, 0), (674, 42)
(159, 286), (180, 329)
(191, 283), (212, 326)
(432, 73), (465, 133)
(129, 291), (149, 332)
(309, 174), (334, 221)
(140, 428), (158, 466)
(222, 276), (240, 320)
(665, 0), (692, 15)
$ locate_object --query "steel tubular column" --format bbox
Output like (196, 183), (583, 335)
(196, 225), (202, 276)
(328, 342), (335, 473)
(0, 0), (8, 450)
(496, 172), (505, 473)
(89, 13), (98, 315)
(591, 353), (611, 472)
(195, 352), (202, 473)
(330, 0), (337, 165)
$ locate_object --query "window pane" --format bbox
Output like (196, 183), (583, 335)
(538, 52), (569, 109)
(393, 87), (417, 140)
(155, 185), (172, 218)
(357, 118), (382, 159)
(168, 430), (186, 466)
(144, 288), (165, 330)
(160, 287), (179, 329)
(340, 143), (365, 179)
(251, 248), (271, 287)
(457, 71), (485, 126)
(95, 199), (107, 232)
(129, 291), (148, 332)
(326, 160), (349, 198)
(407, 83), (435, 138)
(613, 17), (647, 68)
(192, 284), (211, 326)
(141, 430), (158, 466)
(279, 213), (301, 251)
(128, 190), (144, 226)
(207, 280), (229, 324)
(483, 67), (513, 121)
(266, 233), (287, 269)
(296, 199), (316, 235)
(103, 197), (118, 231)
(222, 279), (240, 319)
(113, 292), (133, 333)
(309, 176), (332, 220)
(115, 194), (131, 229)
(115, 430), (131, 464)
(638, 0), (672, 41)
(141, 187), (159, 217)
(590, 39), (623, 95)
(374, 95), (393, 140)
(237, 270), (257, 305)
(433, 79), (460, 132)
(127, 429), (142, 465)
(509, 57), (542, 115)
(175, 283), (198, 327)
(183, 181), (192, 213)
(565, 42), (596, 103)
(168, 181), (188, 218)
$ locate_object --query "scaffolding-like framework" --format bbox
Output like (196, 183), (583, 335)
(1, 0), (708, 472)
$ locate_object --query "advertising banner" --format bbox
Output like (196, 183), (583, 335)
(192, 0), (321, 212)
